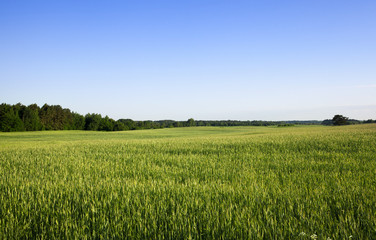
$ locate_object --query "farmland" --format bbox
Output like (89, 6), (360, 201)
(0, 125), (375, 239)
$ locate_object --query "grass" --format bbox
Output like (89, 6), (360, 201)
(0, 124), (375, 239)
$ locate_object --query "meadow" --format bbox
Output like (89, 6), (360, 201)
(0, 124), (375, 239)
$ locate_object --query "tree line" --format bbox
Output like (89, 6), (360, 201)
(0, 103), (374, 132)
(321, 114), (375, 126)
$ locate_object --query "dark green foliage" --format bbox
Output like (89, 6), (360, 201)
(113, 121), (126, 131)
(187, 118), (195, 127)
(0, 103), (82, 132)
(23, 104), (43, 131)
(39, 104), (74, 130)
(174, 121), (183, 127)
(323, 117), (375, 126)
(277, 123), (295, 127)
(0, 103), (371, 132)
(321, 119), (333, 126)
(118, 119), (135, 130)
(72, 112), (85, 130)
(347, 119), (361, 125)
(155, 120), (175, 128)
(0, 104), (25, 132)
(141, 120), (152, 129)
(98, 116), (114, 131)
(332, 115), (349, 126)
(364, 119), (376, 123)
(84, 113), (102, 131)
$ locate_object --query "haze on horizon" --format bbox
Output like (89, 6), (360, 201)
(1, 1), (375, 121)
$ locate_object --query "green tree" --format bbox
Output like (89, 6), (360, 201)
(23, 104), (43, 131)
(85, 113), (102, 130)
(0, 104), (25, 132)
(114, 121), (126, 131)
(98, 116), (114, 131)
(143, 121), (152, 129)
(62, 108), (74, 130)
(72, 112), (85, 130)
(39, 104), (63, 130)
(332, 114), (349, 126)
(187, 118), (195, 127)
(118, 119), (135, 130)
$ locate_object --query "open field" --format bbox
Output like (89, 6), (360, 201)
(0, 125), (375, 239)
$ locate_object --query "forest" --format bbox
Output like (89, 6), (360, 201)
(0, 103), (373, 132)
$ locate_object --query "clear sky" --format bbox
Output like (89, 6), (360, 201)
(1, 0), (375, 121)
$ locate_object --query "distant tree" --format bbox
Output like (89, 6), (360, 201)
(0, 104), (25, 131)
(197, 121), (205, 126)
(277, 123), (294, 127)
(347, 119), (361, 125)
(62, 108), (74, 130)
(84, 113), (102, 130)
(39, 104), (53, 130)
(39, 104), (68, 130)
(72, 112), (85, 130)
(4, 102), (349, 132)
(187, 118), (195, 127)
(155, 120), (175, 128)
(14, 103), (26, 121)
(23, 104), (43, 131)
(364, 119), (375, 124)
(332, 115), (349, 126)
(321, 119), (333, 126)
(114, 121), (126, 131)
(143, 121), (152, 129)
(174, 121), (182, 128)
(118, 119), (135, 130)
(98, 116), (114, 131)
(134, 121), (144, 130)
(40, 104), (74, 130)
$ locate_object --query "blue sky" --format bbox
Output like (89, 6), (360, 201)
(1, 1), (375, 120)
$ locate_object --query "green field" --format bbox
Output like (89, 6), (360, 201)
(0, 125), (375, 239)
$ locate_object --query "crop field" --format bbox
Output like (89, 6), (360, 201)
(0, 125), (375, 239)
